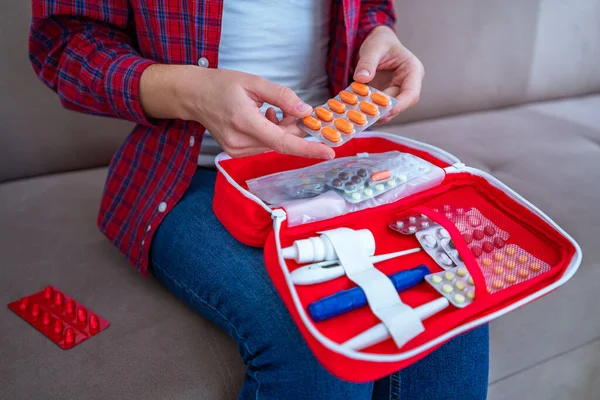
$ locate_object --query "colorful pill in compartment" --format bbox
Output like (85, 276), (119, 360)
(425, 266), (476, 308)
(479, 244), (551, 293)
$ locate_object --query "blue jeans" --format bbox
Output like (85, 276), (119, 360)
(150, 168), (489, 400)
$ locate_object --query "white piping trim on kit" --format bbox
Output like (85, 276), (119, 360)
(216, 134), (582, 362)
(214, 152), (274, 214)
(270, 169), (582, 363)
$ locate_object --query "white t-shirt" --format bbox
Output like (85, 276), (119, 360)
(218, 0), (332, 118)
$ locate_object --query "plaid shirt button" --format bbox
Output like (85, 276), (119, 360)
(197, 57), (209, 68)
(158, 202), (167, 212)
(189, 136), (195, 147)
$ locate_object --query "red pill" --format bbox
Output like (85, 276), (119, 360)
(66, 300), (76, 316)
(482, 241), (494, 253)
(462, 233), (473, 244)
(468, 216), (482, 227)
(19, 298), (29, 311)
(31, 303), (41, 317)
(494, 237), (506, 249)
(53, 319), (64, 335)
(44, 286), (53, 300)
(77, 308), (88, 325)
(54, 291), (64, 308)
(64, 328), (75, 345)
(472, 246), (483, 258)
(473, 229), (484, 240)
(42, 311), (52, 326)
(484, 225), (496, 236)
(90, 314), (100, 331)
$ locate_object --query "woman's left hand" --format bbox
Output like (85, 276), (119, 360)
(354, 26), (425, 123)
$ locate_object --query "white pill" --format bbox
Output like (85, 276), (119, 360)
(438, 228), (450, 239)
(420, 221), (430, 228)
(457, 267), (468, 277)
(442, 284), (453, 293)
(409, 216), (417, 223)
(431, 275), (442, 284)
(421, 234), (437, 248)
(408, 226), (417, 233)
(438, 253), (453, 266)
(395, 221), (404, 229)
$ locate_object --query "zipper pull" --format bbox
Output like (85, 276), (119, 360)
(271, 208), (287, 220)
(445, 162), (466, 173)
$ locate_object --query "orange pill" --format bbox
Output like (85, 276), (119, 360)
(302, 115), (321, 131)
(328, 99), (346, 114)
(315, 107), (333, 122)
(334, 118), (354, 134)
(359, 101), (379, 116)
(350, 82), (369, 96)
(347, 110), (367, 125)
(370, 170), (391, 181)
(340, 91), (358, 105)
(321, 126), (341, 143)
(371, 92), (391, 107)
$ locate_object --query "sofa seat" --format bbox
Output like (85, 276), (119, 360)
(2, 95), (599, 399)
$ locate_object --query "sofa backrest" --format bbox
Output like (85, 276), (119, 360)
(1, 0), (599, 182)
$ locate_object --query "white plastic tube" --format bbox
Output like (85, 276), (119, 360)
(282, 229), (375, 263)
(341, 297), (450, 351)
(291, 248), (422, 285)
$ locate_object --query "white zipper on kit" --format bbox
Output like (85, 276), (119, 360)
(270, 166), (582, 362)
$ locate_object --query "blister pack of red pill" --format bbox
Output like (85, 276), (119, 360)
(7, 286), (109, 349)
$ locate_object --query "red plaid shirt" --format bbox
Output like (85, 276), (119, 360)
(29, 0), (395, 276)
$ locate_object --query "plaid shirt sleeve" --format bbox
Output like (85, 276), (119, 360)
(29, 0), (158, 126)
(353, 0), (397, 70)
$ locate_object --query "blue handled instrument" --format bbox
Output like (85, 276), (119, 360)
(307, 265), (430, 322)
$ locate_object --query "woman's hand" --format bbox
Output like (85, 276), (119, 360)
(353, 26), (425, 123)
(140, 65), (335, 159)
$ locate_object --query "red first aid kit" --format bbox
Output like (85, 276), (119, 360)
(212, 132), (581, 382)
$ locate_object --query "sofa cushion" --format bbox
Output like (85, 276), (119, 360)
(0, 168), (244, 400)
(1, 95), (598, 399)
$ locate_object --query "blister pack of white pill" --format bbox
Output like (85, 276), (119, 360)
(297, 82), (397, 147)
(415, 225), (464, 269)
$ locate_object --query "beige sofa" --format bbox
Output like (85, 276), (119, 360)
(1, 1), (599, 399)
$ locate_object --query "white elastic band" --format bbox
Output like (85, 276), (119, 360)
(319, 228), (424, 347)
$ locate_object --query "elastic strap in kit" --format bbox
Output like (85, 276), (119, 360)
(319, 229), (424, 348)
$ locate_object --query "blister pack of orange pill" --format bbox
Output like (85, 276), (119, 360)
(298, 83), (397, 146)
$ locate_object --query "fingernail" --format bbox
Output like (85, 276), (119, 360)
(296, 102), (311, 113)
(322, 151), (335, 160)
(355, 69), (370, 77)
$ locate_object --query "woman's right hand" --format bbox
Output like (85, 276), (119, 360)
(140, 64), (335, 160)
